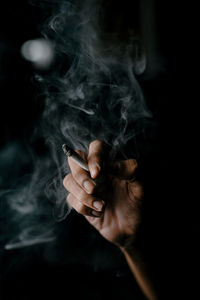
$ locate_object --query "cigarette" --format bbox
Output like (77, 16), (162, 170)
(62, 144), (89, 172)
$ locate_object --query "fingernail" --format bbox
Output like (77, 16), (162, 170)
(93, 200), (104, 211)
(91, 210), (102, 217)
(90, 164), (100, 179)
(83, 180), (94, 193)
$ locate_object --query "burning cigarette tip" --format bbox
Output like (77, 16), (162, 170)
(62, 143), (89, 172)
(62, 144), (73, 156)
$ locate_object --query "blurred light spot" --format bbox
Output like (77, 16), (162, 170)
(21, 38), (54, 69)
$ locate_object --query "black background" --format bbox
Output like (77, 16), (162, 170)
(0, 1), (199, 299)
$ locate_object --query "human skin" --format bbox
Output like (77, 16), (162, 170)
(63, 139), (159, 300)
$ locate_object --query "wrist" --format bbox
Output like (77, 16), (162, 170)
(118, 226), (147, 258)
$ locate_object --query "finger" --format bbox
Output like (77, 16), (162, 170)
(63, 174), (105, 211)
(88, 140), (108, 179)
(68, 151), (95, 194)
(67, 193), (103, 218)
(109, 159), (138, 180)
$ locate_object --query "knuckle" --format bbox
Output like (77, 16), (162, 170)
(77, 190), (94, 207)
(129, 159), (138, 172)
(77, 189), (87, 202)
(76, 203), (86, 215)
(89, 140), (104, 156)
(84, 195), (94, 208)
(132, 159), (138, 168)
(66, 193), (74, 208)
(88, 140), (106, 165)
(87, 182), (96, 194)
(88, 152), (99, 162)
(66, 193), (71, 202)
(90, 139), (102, 148)
(63, 174), (72, 189)
(73, 170), (84, 183)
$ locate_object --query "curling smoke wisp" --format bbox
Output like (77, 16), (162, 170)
(1, 0), (152, 250)
(40, 0), (152, 221)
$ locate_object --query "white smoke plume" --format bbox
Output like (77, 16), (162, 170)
(1, 0), (154, 250)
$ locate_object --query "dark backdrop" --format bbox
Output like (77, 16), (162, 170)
(0, 1), (198, 299)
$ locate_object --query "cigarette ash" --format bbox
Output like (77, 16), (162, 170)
(1, 0), (154, 251)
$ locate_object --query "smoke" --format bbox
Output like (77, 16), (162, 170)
(1, 0), (153, 251)
(39, 0), (152, 214)
(0, 142), (59, 250)
(39, 0), (151, 153)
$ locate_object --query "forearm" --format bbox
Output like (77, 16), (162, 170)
(120, 243), (160, 300)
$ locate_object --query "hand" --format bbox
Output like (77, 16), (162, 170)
(63, 140), (144, 247)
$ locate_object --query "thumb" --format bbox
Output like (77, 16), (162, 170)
(109, 159), (138, 181)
